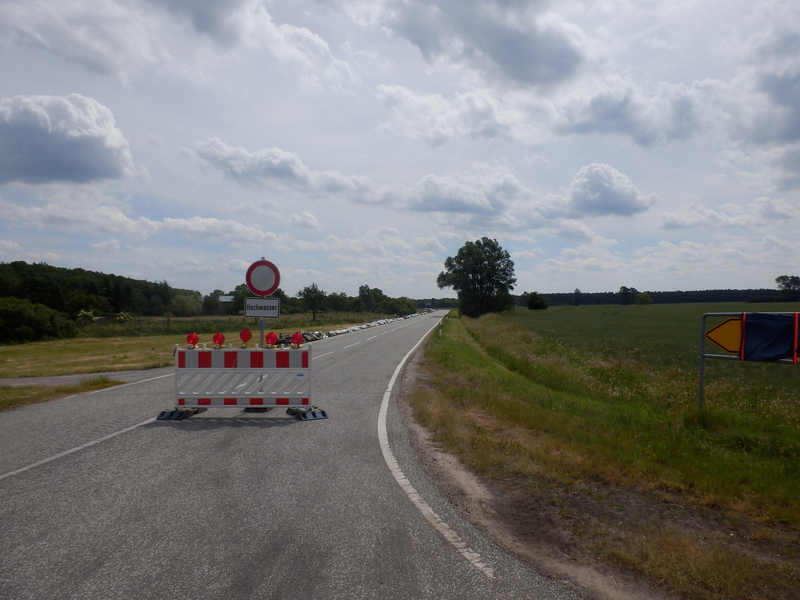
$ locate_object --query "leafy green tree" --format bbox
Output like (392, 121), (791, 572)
(635, 292), (654, 305)
(776, 275), (800, 301)
(437, 237), (516, 318)
(202, 290), (224, 315)
(298, 283), (327, 321)
(378, 296), (417, 316)
(0, 297), (75, 343)
(327, 291), (351, 314)
(618, 286), (639, 305)
(527, 292), (548, 310)
(359, 284), (376, 312)
(229, 283), (251, 314)
(572, 288), (582, 306)
(169, 291), (202, 316)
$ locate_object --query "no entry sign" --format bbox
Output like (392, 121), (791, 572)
(245, 259), (280, 296)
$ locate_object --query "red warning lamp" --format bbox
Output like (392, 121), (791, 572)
(265, 331), (278, 347)
(291, 332), (304, 347)
(186, 332), (199, 347)
(239, 328), (253, 343)
(212, 332), (225, 347)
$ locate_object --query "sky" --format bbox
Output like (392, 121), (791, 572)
(1, 0), (799, 300)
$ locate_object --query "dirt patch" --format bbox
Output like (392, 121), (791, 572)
(396, 349), (799, 600)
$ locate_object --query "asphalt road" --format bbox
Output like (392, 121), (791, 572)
(0, 311), (586, 600)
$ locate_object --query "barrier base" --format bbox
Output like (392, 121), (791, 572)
(156, 408), (207, 421)
(287, 406), (328, 421)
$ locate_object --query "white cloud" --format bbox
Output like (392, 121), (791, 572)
(91, 238), (121, 252)
(291, 211), (320, 230)
(0, 94), (135, 184)
(661, 195), (799, 229)
(378, 0), (587, 87)
(566, 164), (655, 217)
(0, 0), (164, 80)
(557, 78), (701, 146)
(376, 85), (512, 145)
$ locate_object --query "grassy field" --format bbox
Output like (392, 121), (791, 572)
(0, 312), (387, 379)
(409, 302), (800, 600)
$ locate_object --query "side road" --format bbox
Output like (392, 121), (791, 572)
(0, 367), (174, 388)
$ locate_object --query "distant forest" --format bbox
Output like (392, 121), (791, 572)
(0, 261), (795, 344)
(537, 287), (787, 307)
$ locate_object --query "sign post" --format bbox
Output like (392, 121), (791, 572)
(245, 258), (282, 347)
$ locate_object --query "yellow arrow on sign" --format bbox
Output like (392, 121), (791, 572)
(705, 317), (742, 354)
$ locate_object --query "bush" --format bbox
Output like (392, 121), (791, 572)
(0, 297), (76, 343)
(527, 292), (549, 310)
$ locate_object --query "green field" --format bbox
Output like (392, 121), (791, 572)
(0, 312), (388, 378)
(411, 302), (800, 600)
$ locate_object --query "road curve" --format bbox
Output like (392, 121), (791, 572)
(0, 311), (586, 600)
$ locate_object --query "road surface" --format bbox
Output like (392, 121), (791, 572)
(0, 311), (586, 600)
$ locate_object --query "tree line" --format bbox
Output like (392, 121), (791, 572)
(0, 261), (453, 344)
(538, 282), (797, 307)
(2, 257), (796, 344)
(437, 238), (799, 316)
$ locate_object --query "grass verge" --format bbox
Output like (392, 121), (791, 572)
(0, 312), (397, 378)
(410, 307), (800, 600)
(0, 377), (122, 411)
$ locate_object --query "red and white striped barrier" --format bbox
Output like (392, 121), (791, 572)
(174, 347), (312, 408)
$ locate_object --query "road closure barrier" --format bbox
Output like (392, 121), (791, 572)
(158, 342), (327, 421)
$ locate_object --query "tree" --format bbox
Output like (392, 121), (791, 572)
(437, 237), (516, 318)
(572, 288), (581, 306)
(527, 292), (548, 310)
(202, 290), (224, 315)
(776, 275), (800, 301)
(169, 291), (202, 316)
(230, 283), (251, 315)
(298, 283), (327, 321)
(358, 284), (376, 312)
(618, 286), (639, 305)
(326, 291), (350, 314)
(635, 292), (654, 305)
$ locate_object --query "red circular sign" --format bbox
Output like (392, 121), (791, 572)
(186, 332), (199, 345)
(245, 260), (281, 296)
(239, 328), (252, 342)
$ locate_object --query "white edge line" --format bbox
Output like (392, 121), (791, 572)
(0, 372), (173, 481)
(377, 318), (495, 579)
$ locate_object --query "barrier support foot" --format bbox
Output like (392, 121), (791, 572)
(286, 406), (328, 421)
(156, 408), (207, 421)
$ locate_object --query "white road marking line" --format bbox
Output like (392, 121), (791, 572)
(0, 418), (156, 481)
(366, 335), (377, 341)
(0, 373), (173, 481)
(313, 351), (334, 360)
(343, 342), (361, 349)
(377, 319), (495, 579)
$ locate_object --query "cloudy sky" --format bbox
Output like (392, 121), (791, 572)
(1, 0), (798, 300)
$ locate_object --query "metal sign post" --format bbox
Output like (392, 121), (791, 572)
(244, 258), (282, 347)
